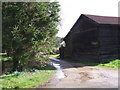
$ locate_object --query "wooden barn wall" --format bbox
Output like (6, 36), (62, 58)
(71, 30), (99, 62)
(118, 25), (120, 59)
(99, 24), (119, 60)
(62, 15), (87, 58)
(72, 15), (98, 33)
(62, 33), (73, 58)
(61, 15), (120, 62)
(66, 16), (99, 62)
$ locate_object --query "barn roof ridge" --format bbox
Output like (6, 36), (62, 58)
(82, 14), (120, 25)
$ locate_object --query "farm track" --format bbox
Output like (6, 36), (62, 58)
(37, 57), (118, 88)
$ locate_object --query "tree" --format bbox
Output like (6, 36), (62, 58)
(2, 2), (60, 71)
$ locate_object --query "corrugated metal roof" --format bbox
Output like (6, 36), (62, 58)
(84, 14), (120, 25)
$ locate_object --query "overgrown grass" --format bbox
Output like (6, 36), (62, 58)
(81, 59), (120, 69)
(0, 64), (55, 89)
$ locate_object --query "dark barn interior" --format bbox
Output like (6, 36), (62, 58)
(60, 14), (120, 62)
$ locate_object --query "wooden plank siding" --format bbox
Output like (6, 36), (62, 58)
(60, 14), (120, 62)
(118, 25), (120, 58)
(98, 25), (119, 60)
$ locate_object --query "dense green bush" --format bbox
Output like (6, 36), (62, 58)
(2, 2), (60, 71)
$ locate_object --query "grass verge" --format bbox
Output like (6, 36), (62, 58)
(97, 59), (120, 68)
(0, 64), (55, 89)
(81, 59), (120, 69)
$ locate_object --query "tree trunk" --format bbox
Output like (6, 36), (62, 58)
(0, 61), (3, 75)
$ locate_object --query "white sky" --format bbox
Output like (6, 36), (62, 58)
(56, 0), (120, 37)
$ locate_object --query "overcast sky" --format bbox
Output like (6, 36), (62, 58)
(56, 0), (119, 37)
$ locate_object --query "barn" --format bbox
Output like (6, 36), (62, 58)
(60, 14), (120, 62)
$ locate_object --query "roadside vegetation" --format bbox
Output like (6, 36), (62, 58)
(97, 59), (120, 68)
(79, 59), (120, 69)
(1, 64), (55, 89)
(1, 2), (60, 89)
